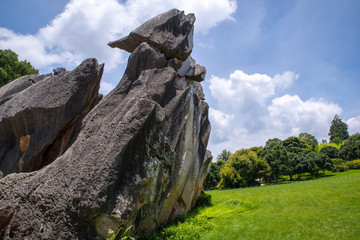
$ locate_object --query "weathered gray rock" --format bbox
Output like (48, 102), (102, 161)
(108, 9), (195, 61)
(0, 9), (211, 240)
(0, 59), (103, 177)
(177, 56), (206, 82)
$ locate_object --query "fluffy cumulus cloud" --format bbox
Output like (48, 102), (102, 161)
(0, 0), (237, 93)
(208, 69), (342, 157)
(347, 115), (360, 134)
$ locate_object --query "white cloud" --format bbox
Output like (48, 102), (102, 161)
(347, 115), (360, 134)
(209, 108), (234, 142)
(209, 70), (298, 113)
(208, 69), (343, 158)
(100, 81), (116, 95)
(268, 94), (342, 138)
(0, 0), (237, 94)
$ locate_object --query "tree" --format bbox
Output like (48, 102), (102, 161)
(282, 136), (311, 153)
(328, 115), (349, 143)
(299, 133), (318, 151)
(219, 149), (270, 189)
(216, 149), (232, 162)
(203, 160), (225, 190)
(339, 133), (360, 161)
(0, 49), (39, 87)
(264, 138), (281, 149)
(263, 145), (288, 184)
(302, 152), (333, 177)
(319, 146), (339, 159)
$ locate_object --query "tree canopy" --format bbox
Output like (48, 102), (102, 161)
(216, 149), (232, 162)
(0, 49), (39, 87)
(328, 115), (349, 143)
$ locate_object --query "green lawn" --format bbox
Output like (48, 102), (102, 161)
(201, 170), (360, 240)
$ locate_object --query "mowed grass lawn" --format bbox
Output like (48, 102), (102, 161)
(202, 170), (360, 240)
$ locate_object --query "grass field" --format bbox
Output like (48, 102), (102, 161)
(200, 170), (360, 240)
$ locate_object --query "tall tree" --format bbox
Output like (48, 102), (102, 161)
(328, 115), (349, 143)
(299, 132), (318, 151)
(263, 145), (288, 184)
(339, 133), (360, 161)
(216, 149), (232, 162)
(0, 49), (39, 87)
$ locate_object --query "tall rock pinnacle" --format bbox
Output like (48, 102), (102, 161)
(0, 9), (211, 239)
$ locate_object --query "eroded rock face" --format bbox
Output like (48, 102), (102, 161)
(0, 59), (103, 177)
(0, 9), (211, 240)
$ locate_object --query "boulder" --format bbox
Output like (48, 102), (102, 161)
(108, 9), (195, 61)
(0, 59), (103, 177)
(0, 9), (211, 240)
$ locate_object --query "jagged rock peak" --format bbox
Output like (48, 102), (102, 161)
(108, 9), (195, 61)
(0, 9), (211, 240)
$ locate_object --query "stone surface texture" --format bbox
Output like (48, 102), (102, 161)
(0, 9), (211, 240)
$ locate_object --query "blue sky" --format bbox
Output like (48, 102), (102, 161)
(1, 0), (359, 157)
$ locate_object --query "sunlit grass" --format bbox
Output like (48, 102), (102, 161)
(143, 170), (360, 239)
(203, 170), (360, 240)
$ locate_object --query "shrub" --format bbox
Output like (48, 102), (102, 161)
(332, 164), (349, 172)
(346, 159), (360, 169)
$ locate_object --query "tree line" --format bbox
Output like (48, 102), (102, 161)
(204, 115), (360, 190)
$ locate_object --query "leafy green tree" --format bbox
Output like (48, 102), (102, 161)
(264, 138), (281, 149)
(282, 136), (312, 153)
(0, 49), (39, 87)
(302, 152), (333, 177)
(249, 146), (264, 156)
(219, 149), (270, 188)
(263, 144), (288, 184)
(203, 160), (225, 190)
(299, 132), (318, 151)
(339, 133), (360, 161)
(319, 146), (340, 159)
(219, 165), (242, 189)
(216, 149), (232, 162)
(328, 115), (349, 143)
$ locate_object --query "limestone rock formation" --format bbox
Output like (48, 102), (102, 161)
(0, 9), (211, 239)
(0, 59), (103, 177)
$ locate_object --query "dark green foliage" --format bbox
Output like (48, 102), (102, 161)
(301, 152), (333, 177)
(203, 160), (225, 190)
(263, 144), (288, 184)
(299, 132), (319, 151)
(249, 146), (264, 156)
(328, 115), (349, 143)
(264, 138), (281, 149)
(319, 145), (340, 159)
(216, 149), (231, 162)
(282, 136), (311, 153)
(0, 49), (39, 87)
(339, 133), (360, 161)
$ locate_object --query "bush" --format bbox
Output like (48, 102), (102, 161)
(331, 158), (344, 165)
(332, 164), (349, 172)
(346, 159), (360, 169)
